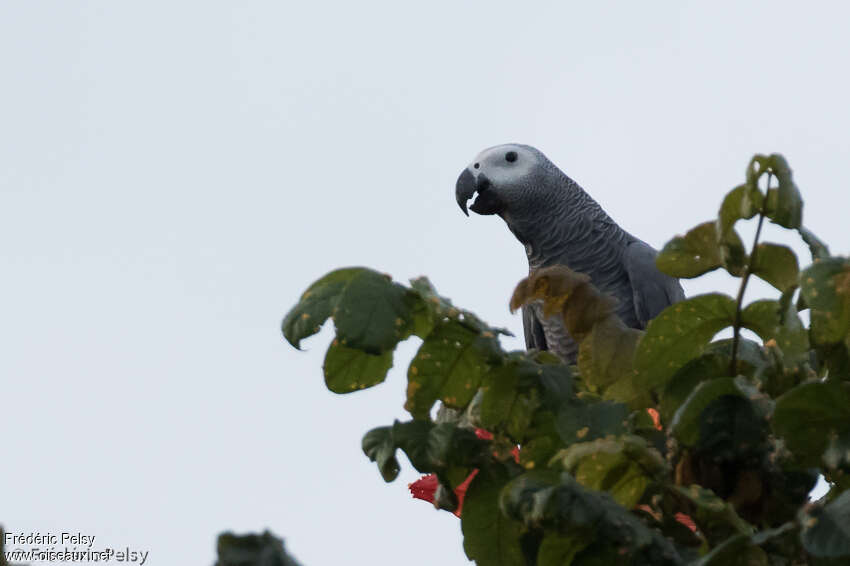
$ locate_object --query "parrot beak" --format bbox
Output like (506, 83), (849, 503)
(455, 169), (475, 216)
(456, 169), (503, 216)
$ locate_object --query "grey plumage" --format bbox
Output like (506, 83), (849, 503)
(456, 144), (684, 363)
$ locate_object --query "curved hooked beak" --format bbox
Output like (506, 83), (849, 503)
(456, 170), (501, 216)
(455, 169), (475, 216)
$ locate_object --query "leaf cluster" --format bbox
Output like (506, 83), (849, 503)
(283, 154), (850, 565)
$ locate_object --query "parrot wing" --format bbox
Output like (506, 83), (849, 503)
(624, 239), (686, 328)
(522, 304), (548, 351)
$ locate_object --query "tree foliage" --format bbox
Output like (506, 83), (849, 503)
(283, 154), (850, 565)
(214, 530), (302, 566)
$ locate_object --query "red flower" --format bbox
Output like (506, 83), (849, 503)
(408, 470), (479, 517)
(408, 428), (517, 516)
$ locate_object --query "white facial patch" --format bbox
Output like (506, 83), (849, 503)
(471, 144), (538, 187)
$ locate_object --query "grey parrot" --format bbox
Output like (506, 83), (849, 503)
(456, 143), (685, 363)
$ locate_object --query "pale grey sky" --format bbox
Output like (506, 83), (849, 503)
(2, 2), (849, 565)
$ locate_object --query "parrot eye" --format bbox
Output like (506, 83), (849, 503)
(473, 163), (480, 169)
(505, 151), (518, 163)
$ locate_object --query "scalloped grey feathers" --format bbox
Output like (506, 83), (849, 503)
(457, 144), (685, 363)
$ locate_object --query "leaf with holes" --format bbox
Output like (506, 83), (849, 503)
(577, 317), (642, 392)
(656, 221), (723, 278)
(323, 341), (393, 393)
(479, 363), (521, 431)
(362, 420), (487, 484)
(408, 276), (512, 339)
(500, 472), (682, 564)
(634, 294), (737, 392)
(405, 320), (498, 418)
(283, 267), (416, 354)
(750, 243), (799, 293)
(461, 465), (526, 566)
(331, 269), (417, 353)
(798, 227), (830, 260)
(361, 425), (402, 482)
(283, 267), (364, 349)
(660, 339), (767, 424)
(750, 153), (803, 230)
(773, 381), (850, 468)
(660, 351), (730, 425)
(556, 401), (628, 446)
(551, 435), (667, 508)
(800, 257), (850, 345)
(718, 183), (764, 240)
(741, 299), (809, 366)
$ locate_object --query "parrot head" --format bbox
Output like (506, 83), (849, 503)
(455, 143), (557, 218)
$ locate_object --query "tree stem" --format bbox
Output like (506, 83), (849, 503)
(729, 173), (770, 374)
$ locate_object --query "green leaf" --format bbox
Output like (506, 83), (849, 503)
(670, 484), (753, 538)
(577, 318), (642, 392)
(361, 425), (402, 482)
(656, 221), (723, 278)
(696, 394), (769, 463)
(516, 410), (561, 469)
(556, 401), (628, 446)
(408, 276), (512, 338)
(399, 421), (487, 473)
(323, 341), (393, 393)
(530, 352), (575, 409)
(505, 390), (541, 444)
(800, 257), (850, 345)
(659, 339), (768, 424)
(405, 320), (496, 418)
(750, 243), (800, 292)
(362, 420), (488, 483)
(719, 228), (748, 277)
(691, 534), (768, 566)
(331, 269), (416, 353)
(216, 530), (302, 566)
(817, 340), (850, 382)
(390, 420), (439, 472)
(537, 534), (590, 566)
(500, 472), (682, 564)
(799, 227), (831, 260)
(551, 435), (666, 508)
(461, 465), (526, 566)
(773, 381), (850, 468)
(718, 183), (764, 241)
(479, 363), (521, 430)
(478, 352), (571, 440)
(282, 267), (415, 354)
(662, 354), (727, 425)
(634, 294), (737, 392)
(800, 490), (850, 558)
(423, 422), (490, 470)
(741, 299), (810, 367)
(670, 377), (746, 447)
(758, 153), (803, 230)
(461, 351), (572, 445)
(660, 356), (727, 427)
(282, 267), (363, 349)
